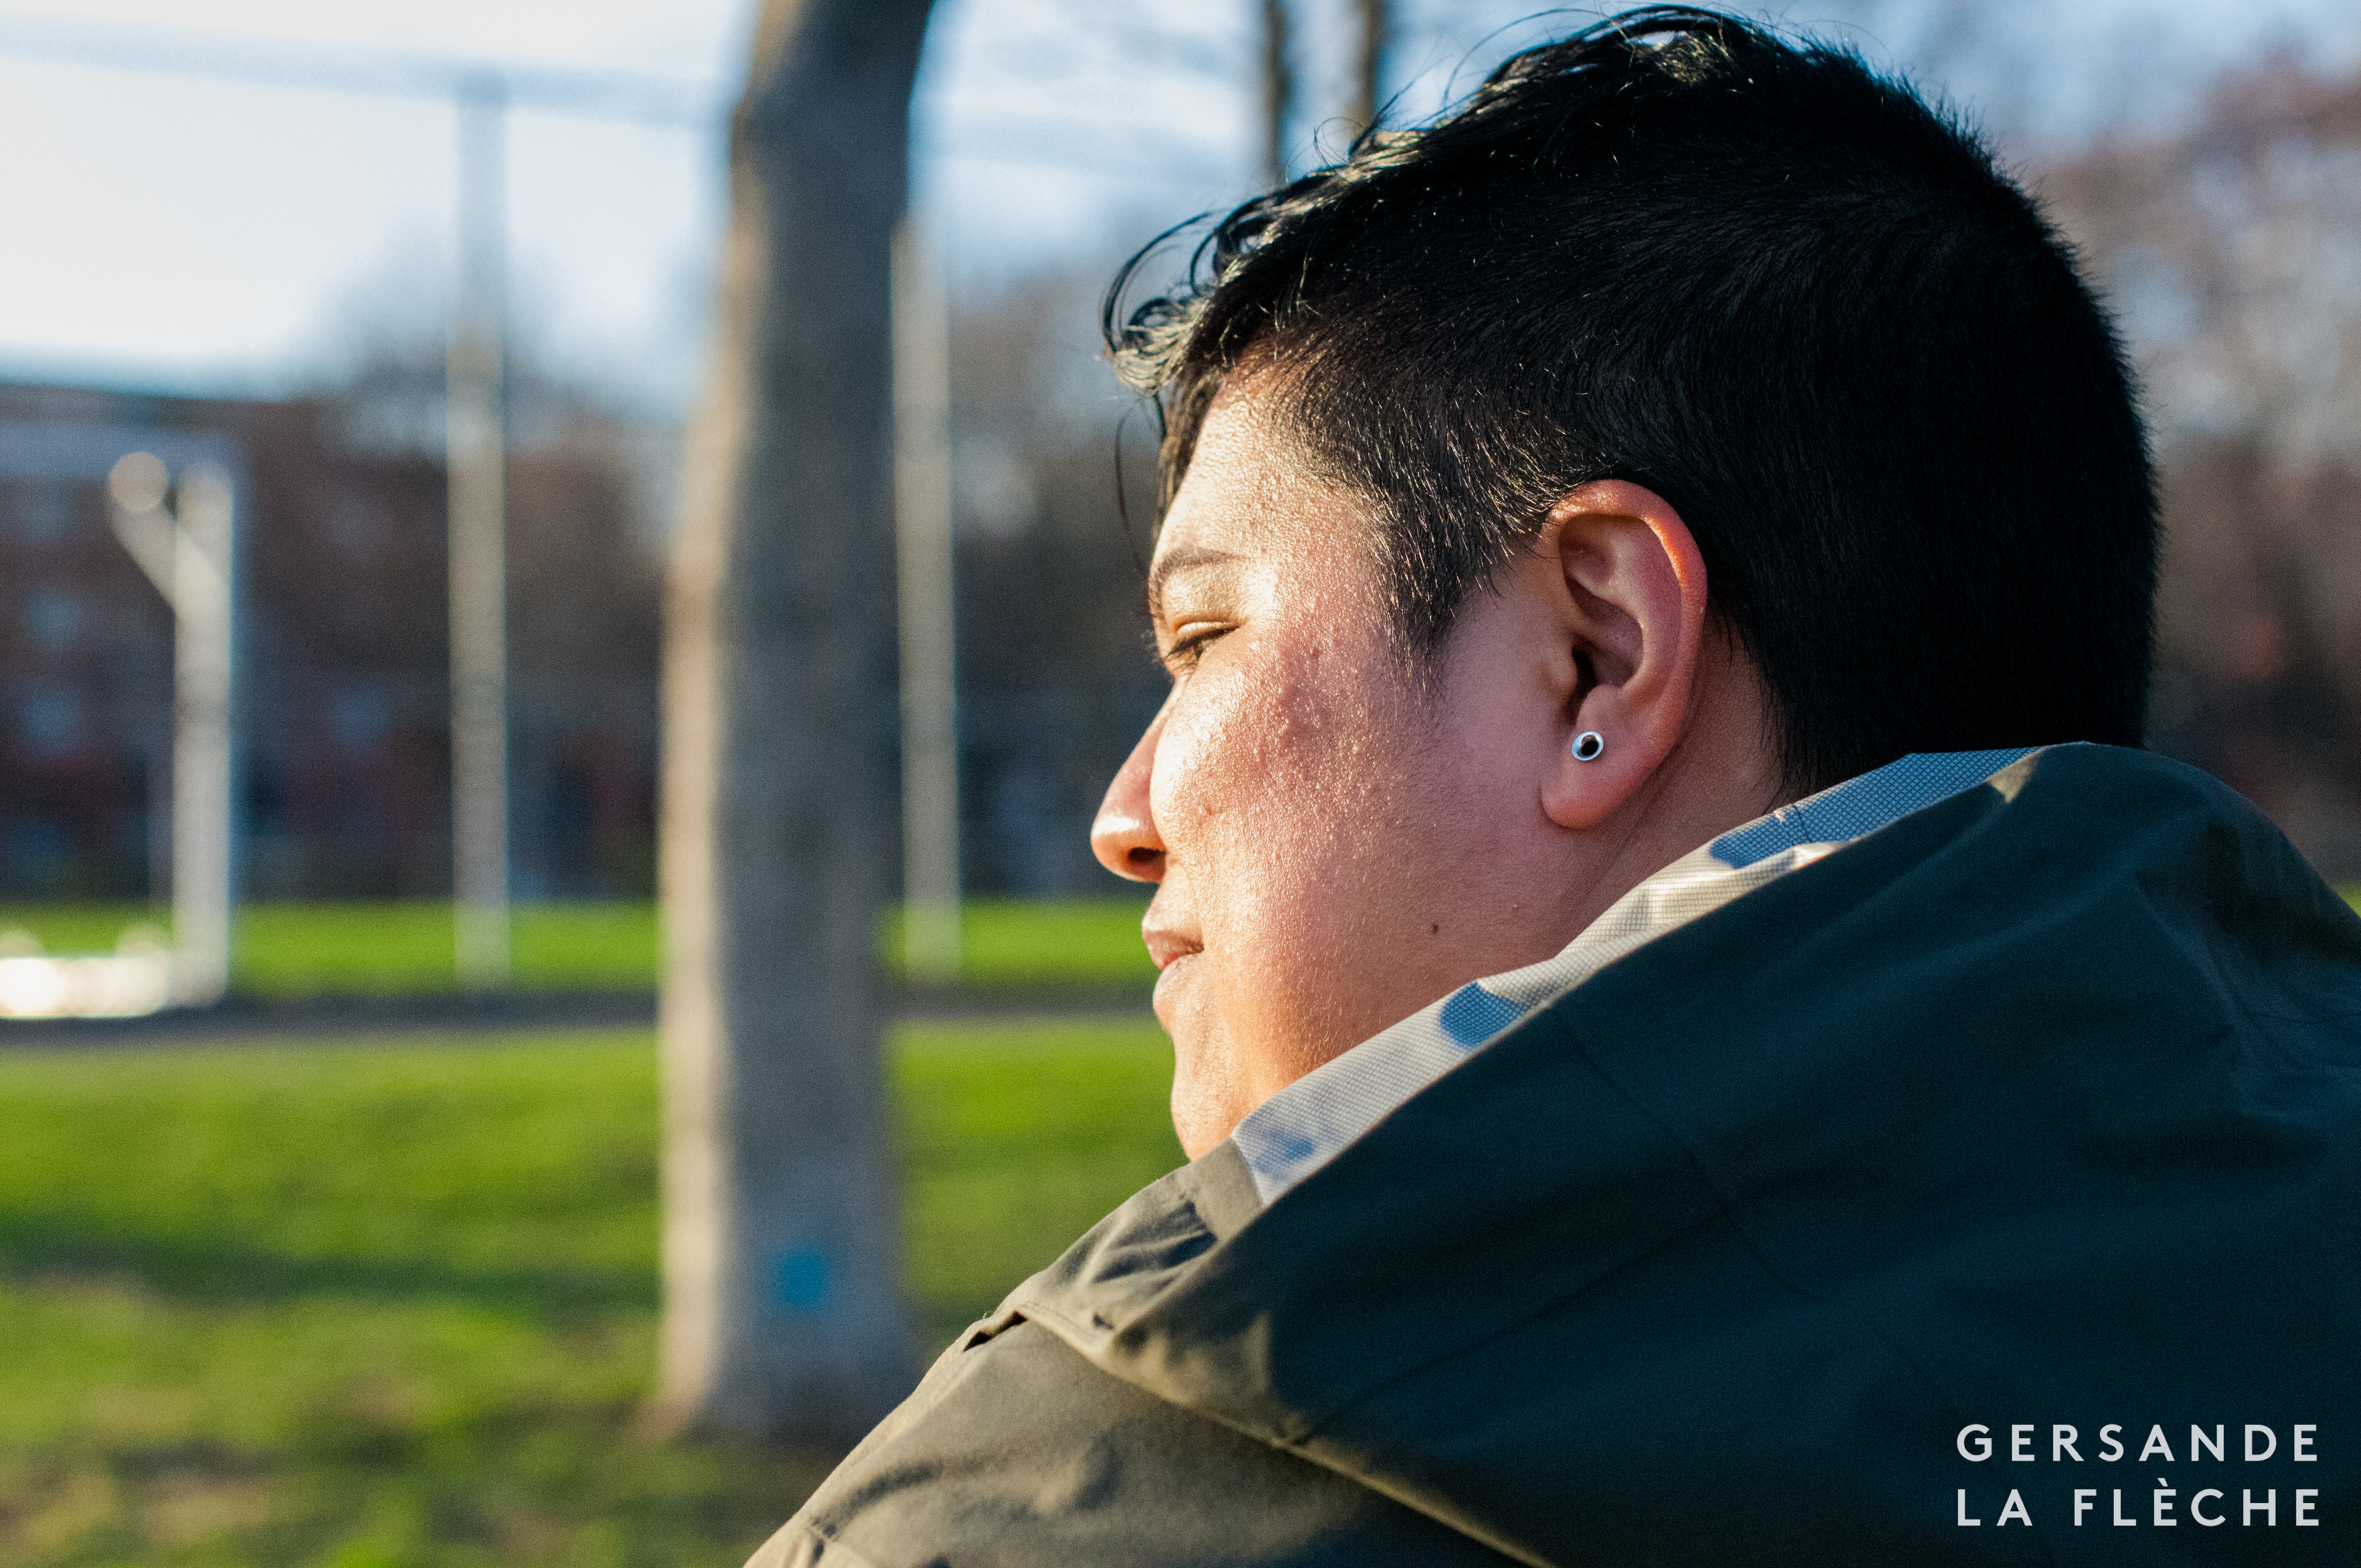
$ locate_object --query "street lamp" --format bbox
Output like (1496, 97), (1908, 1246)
(106, 450), (236, 1008)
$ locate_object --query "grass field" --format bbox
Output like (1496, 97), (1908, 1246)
(0, 1021), (1182, 1567)
(0, 899), (1159, 998)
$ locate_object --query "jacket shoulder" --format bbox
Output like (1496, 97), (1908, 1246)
(755, 1315), (1515, 1568)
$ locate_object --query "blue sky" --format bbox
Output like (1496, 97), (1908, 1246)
(0, 0), (2351, 413)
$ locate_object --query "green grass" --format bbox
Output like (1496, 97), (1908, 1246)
(880, 898), (1156, 989)
(0, 1021), (1181, 1566)
(0, 899), (1157, 998)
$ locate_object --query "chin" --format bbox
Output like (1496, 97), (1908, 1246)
(1150, 950), (1198, 1031)
(1159, 1014), (1252, 1160)
(1167, 1085), (1235, 1163)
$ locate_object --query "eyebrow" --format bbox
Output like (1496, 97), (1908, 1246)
(1145, 545), (1244, 623)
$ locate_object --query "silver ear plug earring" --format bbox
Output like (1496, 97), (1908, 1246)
(1572, 731), (1605, 762)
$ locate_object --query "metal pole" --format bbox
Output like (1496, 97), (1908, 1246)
(107, 451), (235, 1006)
(171, 465), (236, 1004)
(448, 77), (511, 988)
(891, 217), (960, 984)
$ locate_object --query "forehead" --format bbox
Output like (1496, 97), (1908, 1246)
(1151, 379), (1336, 585)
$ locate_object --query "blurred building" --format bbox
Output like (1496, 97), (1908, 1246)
(0, 379), (660, 903)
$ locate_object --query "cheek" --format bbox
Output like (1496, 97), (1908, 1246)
(1154, 644), (1411, 1044)
(1154, 648), (1365, 900)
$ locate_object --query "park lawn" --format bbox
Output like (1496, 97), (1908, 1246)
(0, 1020), (1182, 1567)
(0, 899), (1158, 997)
(879, 897), (1156, 989)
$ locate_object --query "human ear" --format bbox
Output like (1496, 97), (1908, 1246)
(1535, 480), (1709, 831)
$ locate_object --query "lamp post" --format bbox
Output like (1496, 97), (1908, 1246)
(447, 75), (511, 989)
(106, 451), (235, 1007)
(892, 216), (960, 984)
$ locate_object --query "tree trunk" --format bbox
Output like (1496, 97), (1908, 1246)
(1261, 0), (1292, 186)
(655, 0), (937, 1441)
(1347, 0), (1388, 138)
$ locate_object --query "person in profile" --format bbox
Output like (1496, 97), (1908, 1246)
(750, 8), (2361, 1562)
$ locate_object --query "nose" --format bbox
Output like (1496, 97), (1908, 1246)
(1091, 700), (1168, 882)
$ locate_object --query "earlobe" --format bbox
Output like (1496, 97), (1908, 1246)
(1535, 481), (1709, 832)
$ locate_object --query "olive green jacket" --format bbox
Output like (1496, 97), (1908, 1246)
(750, 747), (2361, 1565)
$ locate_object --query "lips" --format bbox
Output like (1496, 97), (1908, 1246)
(1141, 924), (1202, 972)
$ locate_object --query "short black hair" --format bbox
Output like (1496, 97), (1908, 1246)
(1106, 6), (2156, 796)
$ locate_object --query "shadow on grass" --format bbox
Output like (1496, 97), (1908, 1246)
(0, 1217), (656, 1316)
(11, 1399), (849, 1568)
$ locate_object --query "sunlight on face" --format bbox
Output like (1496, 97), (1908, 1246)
(1090, 378), (1551, 1157)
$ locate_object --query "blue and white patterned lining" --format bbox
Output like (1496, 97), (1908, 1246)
(1227, 747), (2043, 1206)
